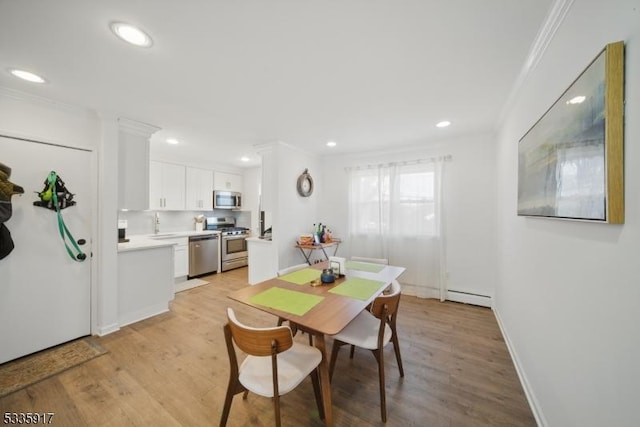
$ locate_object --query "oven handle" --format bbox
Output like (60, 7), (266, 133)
(222, 235), (248, 240)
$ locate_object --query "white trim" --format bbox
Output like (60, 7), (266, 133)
(446, 290), (492, 308)
(96, 323), (120, 337)
(0, 129), (94, 152)
(493, 306), (547, 427)
(118, 305), (170, 329)
(118, 117), (160, 137)
(0, 86), (96, 117)
(497, 0), (575, 125)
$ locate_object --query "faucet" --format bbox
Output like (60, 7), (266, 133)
(154, 212), (160, 234)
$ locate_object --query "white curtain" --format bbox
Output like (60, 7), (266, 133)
(347, 157), (448, 299)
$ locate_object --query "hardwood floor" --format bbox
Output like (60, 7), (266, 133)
(0, 267), (536, 426)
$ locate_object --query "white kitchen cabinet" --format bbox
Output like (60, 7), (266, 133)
(149, 161), (186, 210)
(117, 118), (159, 211)
(186, 167), (213, 210)
(164, 237), (189, 278)
(214, 171), (243, 193)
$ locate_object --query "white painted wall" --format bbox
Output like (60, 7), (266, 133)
(272, 143), (320, 269)
(495, 1), (640, 426)
(319, 133), (498, 299)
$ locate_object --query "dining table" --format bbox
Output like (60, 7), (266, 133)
(227, 259), (405, 426)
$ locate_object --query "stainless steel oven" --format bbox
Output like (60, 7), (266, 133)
(221, 233), (248, 271)
(205, 216), (249, 272)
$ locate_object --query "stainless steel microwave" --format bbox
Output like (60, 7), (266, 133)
(213, 191), (242, 210)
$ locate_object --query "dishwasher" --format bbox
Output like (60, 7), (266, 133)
(188, 234), (219, 278)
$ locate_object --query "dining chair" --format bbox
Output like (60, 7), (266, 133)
(328, 280), (404, 422)
(350, 256), (389, 265)
(220, 307), (324, 427)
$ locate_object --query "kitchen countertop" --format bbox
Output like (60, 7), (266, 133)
(118, 230), (220, 252)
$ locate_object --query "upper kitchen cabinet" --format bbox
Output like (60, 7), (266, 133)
(149, 161), (186, 210)
(214, 171), (243, 193)
(185, 167), (213, 210)
(118, 118), (160, 211)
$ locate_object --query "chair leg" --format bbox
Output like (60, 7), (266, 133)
(273, 393), (281, 427)
(349, 344), (355, 359)
(220, 378), (246, 427)
(310, 369), (325, 420)
(391, 330), (404, 377)
(372, 349), (387, 422)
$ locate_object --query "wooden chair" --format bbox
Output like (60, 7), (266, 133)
(350, 256), (389, 265)
(220, 307), (324, 427)
(328, 280), (404, 422)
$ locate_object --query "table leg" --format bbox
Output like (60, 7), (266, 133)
(298, 247), (313, 265)
(314, 333), (333, 426)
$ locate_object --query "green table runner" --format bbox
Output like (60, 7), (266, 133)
(278, 268), (322, 285)
(249, 287), (324, 316)
(345, 261), (385, 273)
(329, 277), (385, 301)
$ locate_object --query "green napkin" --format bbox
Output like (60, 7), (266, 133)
(249, 287), (324, 316)
(345, 261), (385, 273)
(329, 277), (385, 301)
(278, 268), (322, 285)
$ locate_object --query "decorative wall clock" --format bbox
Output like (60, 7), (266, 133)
(297, 168), (314, 197)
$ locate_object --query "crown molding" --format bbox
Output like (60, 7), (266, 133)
(0, 86), (97, 118)
(118, 117), (161, 137)
(497, 0), (575, 125)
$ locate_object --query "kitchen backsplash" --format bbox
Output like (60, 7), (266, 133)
(119, 209), (251, 236)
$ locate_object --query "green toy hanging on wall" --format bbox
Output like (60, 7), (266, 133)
(34, 171), (87, 262)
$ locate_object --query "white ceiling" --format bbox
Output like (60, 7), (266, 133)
(0, 0), (552, 168)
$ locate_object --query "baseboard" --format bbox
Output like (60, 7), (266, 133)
(446, 290), (492, 308)
(493, 307), (547, 427)
(118, 304), (170, 328)
(95, 322), (120, 337)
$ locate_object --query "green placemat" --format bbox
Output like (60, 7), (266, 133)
(249, 287), (324, 316)
(278, 268), (322, 285)
(329, 277), (385, 301)
(345, 261), (386, 273)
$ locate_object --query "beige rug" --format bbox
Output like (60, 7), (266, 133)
(175, 278), (209, 293)
(0, 337), (107, 398)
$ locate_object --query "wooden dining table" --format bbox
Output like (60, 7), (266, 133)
(227, 260), (405, 426)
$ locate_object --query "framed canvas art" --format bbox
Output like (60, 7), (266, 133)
(517, 41), (624, 223)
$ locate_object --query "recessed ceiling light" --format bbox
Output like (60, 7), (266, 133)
(240, 156), (250, 162)
(166, 138), (180, 145)
(9, 69), (46, 83)
(326, 141), (337, 147)
(566, 95), (586, 105)
(110, 22), (153, 47)
(436, 121), (451, 128)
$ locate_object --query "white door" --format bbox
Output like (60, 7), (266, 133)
(0, 136), (92, 364)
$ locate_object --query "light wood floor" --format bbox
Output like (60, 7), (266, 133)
(0, 267), (536, 426)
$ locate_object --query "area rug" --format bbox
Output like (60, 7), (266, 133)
(0, 337), (108, 398)
(175, 278), (209, 293)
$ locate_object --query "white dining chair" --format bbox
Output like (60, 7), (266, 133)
(350, 256), (389, 265)
(328, 280), (404, 422)
(220, 307), (324, 427)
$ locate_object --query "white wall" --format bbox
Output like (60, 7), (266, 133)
(495, 1), (640, 426)
(272, 143), (320, 269)
(319, 133), (498, 299)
